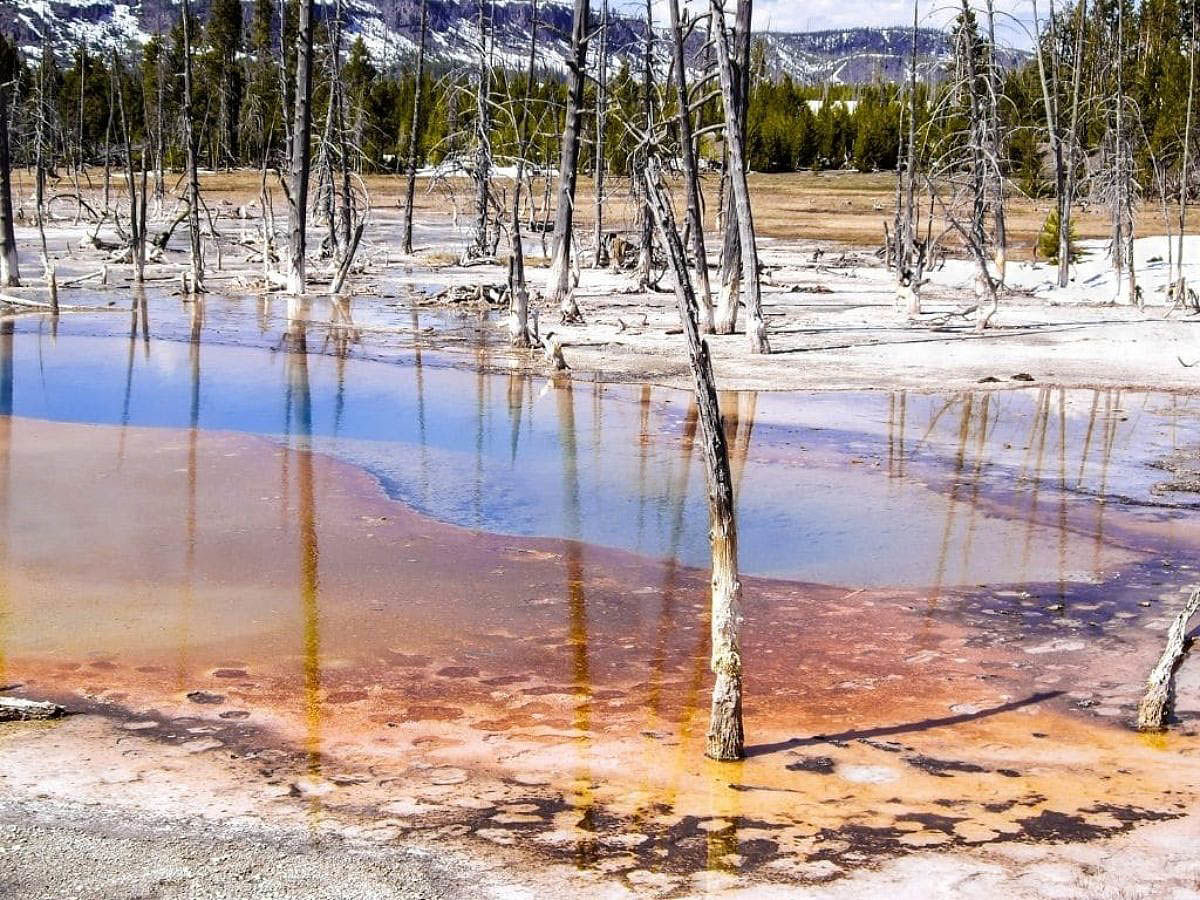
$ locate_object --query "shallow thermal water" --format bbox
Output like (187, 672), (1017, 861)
(3, 296), (1200, 890)
(0, 297), (1197, 587)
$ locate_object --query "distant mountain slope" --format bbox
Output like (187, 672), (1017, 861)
(0, 1), (1026, 84)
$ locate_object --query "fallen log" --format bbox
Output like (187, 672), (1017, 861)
(1137, 587), (1200, 731)
(0, 696), (66, 721)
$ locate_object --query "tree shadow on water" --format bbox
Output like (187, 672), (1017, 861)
(744, 691), (1066, 759)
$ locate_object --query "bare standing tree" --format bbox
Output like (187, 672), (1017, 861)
(545, 0), (590, 322)
(1032, 0), (1086, 288)
(112, 50), (146, 284)
(644, 154), (745, 761)
(711, 0), (769, 353)
(182, 0), (206, 294)
(984, 0), (1007, 283)
(592, 0), (609, 269)
(402, 0), (429, 256)
(1177, 5), (1196, 299)
(507, 0), (542, 347)
(467, 0), (496, 260)
(635, 0), (656, 288)
(713, 0), (752, 335)
(287, 0), (316, 294)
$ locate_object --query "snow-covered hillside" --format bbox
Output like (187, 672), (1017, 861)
(0, 1), (1027, 84)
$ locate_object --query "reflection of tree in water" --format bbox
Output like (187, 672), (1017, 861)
(175, 298), (203, 690)
(0, 321), (11, 684)
(553, 378), (598, 868)
(286, 305), (323, 779)
(326, 297), (358, 437)
(117, 290), (149, 466)
(411, 306), (431, 508)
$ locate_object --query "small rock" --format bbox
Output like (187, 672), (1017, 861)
(186, 691), (225, 705)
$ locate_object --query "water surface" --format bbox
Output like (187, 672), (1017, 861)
(0, 298), (1196, 587)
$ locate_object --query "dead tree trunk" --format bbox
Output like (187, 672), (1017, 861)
(181, 0), (206, 294)
(113, 50), (145, 284)
(985, 0), (1006, 284)
(1110, 0), (1137, 306)
(508, 0), (540, 347)
(636, 0), (656, 288)
(469, 0), (495, 260)
(668, 0), (714, 332)
(1178, 11), (1196, 297)
(0, 70), (18, 287)
(546, 0), (590, 322)
(288, 0), (316, 294)
(711, 0), (769, 353)
(644, 156), (744, 761)
(1059, 0), (1086, 288)
(402, 0), (429, 256)
(899, 0), (919, 287)
(592, 0), (609, 268)
(1137, 588), (1200, 731)
(713, 0), (751, 335)
(32, 35), (55, 312)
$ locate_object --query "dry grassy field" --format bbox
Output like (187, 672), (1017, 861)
(15, 167), (1180, 262)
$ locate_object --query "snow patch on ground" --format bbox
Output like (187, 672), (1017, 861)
(927, 235), (1200, 308)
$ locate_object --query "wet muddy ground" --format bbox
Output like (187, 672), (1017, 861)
(1, 300), (1200, 895)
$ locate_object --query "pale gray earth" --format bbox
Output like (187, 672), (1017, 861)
(0, 795), (476, 900)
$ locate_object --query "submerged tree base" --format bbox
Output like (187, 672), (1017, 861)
(706, 671), (745, 761)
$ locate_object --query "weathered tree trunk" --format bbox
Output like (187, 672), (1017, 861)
(985, 0), (1006, 284)
(182, 0), (206, 294)
(288, 0), (316, 295)
(1058, 0), (1086, 289)
(644, 155), (744, 761)
(1137, 588), (1200, 731)
(34, 35), (54, 312)
(508, 0), (540, 347)
(668, 0), (714, 332)
(899, 0), (918, 286)
(711, 0), (769, 353)
(0, 72), (18, 287)
(592, 0), (609, 269)
(113, 50), (145, 284)
(546, 0), (590, 322)
(1178, 12), (1196, 297)
(469, 0), (495, 260)
(635, 0), (656, 287)
(402, 0), (429, 256)
(713, 0), (751, 335)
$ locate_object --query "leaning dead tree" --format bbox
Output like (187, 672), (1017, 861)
(545, 0), (590, 323)
(711, 0), (769, 353)
(0, 36), (18, 288)
(1137, 587), (1200, 731)
(667, 0), (714, 332)
(287, 0), (317, 294)
(644, 154), (745, 761)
